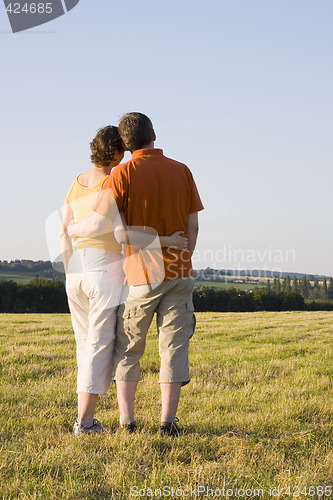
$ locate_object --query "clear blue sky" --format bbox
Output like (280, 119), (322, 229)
(1, 0), (332, 275)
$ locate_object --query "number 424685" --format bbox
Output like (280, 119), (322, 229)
(6, 3), (53, 14)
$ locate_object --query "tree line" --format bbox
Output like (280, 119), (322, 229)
(0, 277), (69, 313)
(267, 275), (333, 300)
(193, 286), (333, 312)
(193, 287), (307, 312)
(1, 276), (333, 313)
(0, 260), (54, 272)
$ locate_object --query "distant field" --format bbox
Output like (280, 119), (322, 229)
(1, 312), (332, 499)
(0, 271), (265, 291)
(0, 270), (64, 284)
(195, 280), (264, 290)
(0, 271), (324, 294)
(0, 271), (40, 283)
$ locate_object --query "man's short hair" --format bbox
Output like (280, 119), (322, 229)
(90, 125), (123, 167)
(118, 112), (154, 152)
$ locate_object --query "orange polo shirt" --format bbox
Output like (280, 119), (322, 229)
(94, 148), (204, 285)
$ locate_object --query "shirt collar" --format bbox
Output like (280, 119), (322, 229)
(131, 148), (163, 158)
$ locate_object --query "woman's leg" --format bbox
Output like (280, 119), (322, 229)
(66, 254), (102, 427)
(78, 392), (99, 422)
(82, 252), (123, 397)
(68, 249), (124, 429)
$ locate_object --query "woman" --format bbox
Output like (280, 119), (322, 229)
(60, 126), (187, 435)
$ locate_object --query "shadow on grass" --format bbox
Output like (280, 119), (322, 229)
(182, 424), (289, 441)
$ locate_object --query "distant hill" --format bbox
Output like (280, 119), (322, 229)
(0, 260), (64, 283)
(195, 268), (330, 281)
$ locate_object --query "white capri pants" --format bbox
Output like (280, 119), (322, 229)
(66, 248), (124, 395)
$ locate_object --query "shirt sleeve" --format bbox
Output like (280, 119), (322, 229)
(186, 167), (204, 213)
(92, 166), (128, 220)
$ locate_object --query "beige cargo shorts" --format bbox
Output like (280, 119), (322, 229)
(113, 277), (196, 386)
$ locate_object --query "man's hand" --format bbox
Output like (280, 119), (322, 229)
(186, 213), (199, 255)
(162, 231), (188, 250)
(67, 220), (76, 239)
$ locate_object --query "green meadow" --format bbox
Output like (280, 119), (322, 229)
(0, 272), (42, 284)
(0, 312), (332, 499)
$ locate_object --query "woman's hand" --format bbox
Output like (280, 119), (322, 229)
(162, 231), (188, 250)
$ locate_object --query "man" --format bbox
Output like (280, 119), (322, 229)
(70, 113), (204, 436)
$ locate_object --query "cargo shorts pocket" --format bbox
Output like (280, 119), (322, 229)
(120, 303), (150, 337)
(185, 300), (196, 339)
(116, 303), (151, 360)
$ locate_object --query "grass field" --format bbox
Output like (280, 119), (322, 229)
(1, 312), (333, 499)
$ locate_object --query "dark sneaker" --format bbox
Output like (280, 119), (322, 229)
(159, 418), (181, 437)
(72, 418), (107, 436)
(120, 422), (137, 433)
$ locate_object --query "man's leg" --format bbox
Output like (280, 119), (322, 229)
(114, 288), (160, 427)
(160, 382), (182, 423)
(116, 381), (138, 425)
(157, 278), (196, 432)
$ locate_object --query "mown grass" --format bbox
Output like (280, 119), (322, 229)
(0, 312), (332, 499)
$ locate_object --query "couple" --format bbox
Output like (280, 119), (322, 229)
(60, 112), (204, 436)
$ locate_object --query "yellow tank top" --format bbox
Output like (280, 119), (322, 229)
(67, 174), (121, 254)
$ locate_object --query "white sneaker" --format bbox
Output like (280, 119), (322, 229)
(72, 419), (107, 436)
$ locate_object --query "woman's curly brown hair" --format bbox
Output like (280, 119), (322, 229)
(90, 126), (124, 167)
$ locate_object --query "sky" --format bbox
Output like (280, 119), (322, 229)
(0, 0), (332, 275)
